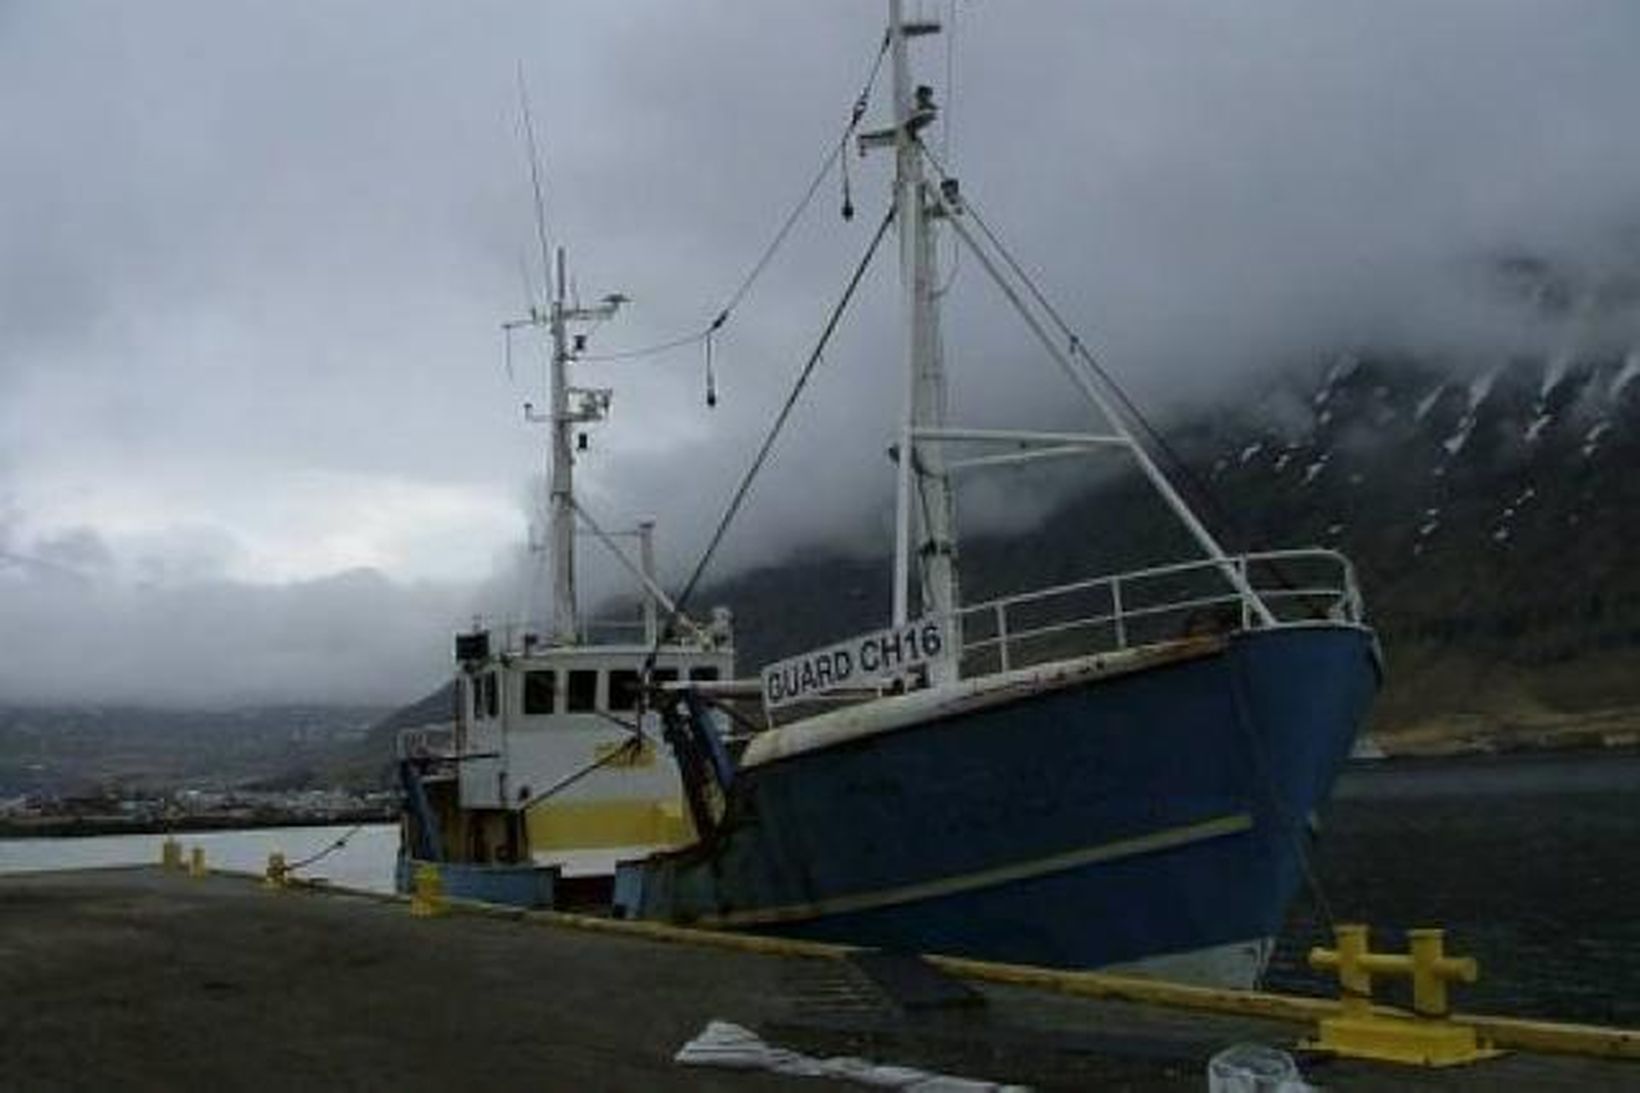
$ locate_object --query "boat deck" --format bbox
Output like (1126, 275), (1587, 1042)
(1, 867), (1631, 1091)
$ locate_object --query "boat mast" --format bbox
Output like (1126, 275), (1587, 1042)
(548, 247), (577, 644)
(525, 246), (623, 646)
(886, 0), (960, 658)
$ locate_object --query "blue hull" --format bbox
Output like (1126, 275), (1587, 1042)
(624, 626), (1379, 978)
(395, 855), (558, 907)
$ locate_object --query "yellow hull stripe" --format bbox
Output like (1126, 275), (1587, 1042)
(525, 798), (695, 851)
(697, 812), (1254, 928)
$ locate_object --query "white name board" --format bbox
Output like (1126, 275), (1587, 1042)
(762, 617), (948, 710)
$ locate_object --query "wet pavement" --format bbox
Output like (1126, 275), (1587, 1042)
(1, 867), (1634, 1091)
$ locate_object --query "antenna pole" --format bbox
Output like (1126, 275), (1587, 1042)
(549, 246), (578, 643)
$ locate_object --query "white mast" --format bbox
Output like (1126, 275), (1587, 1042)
(548, 246), (577, 644)
(519, 245), (623, 646)
(886, 0), (960, 664)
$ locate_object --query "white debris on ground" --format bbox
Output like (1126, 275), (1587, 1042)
(1206, 1043), (1315, 1093)
(675, 1021), (1030, 1091)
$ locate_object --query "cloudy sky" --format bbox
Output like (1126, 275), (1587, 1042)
(3, 1), (1638, 705)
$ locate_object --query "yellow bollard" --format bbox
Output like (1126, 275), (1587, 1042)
(1305, 923), (1498, 1066)
(264, 851), (290, 889)
(160, 837), (183, 871)
(187, 846), (207, 878)
(1325, 922), (1373, 1020)
(409, 863), (447, 918)
(1407, 928), (1477, 1018)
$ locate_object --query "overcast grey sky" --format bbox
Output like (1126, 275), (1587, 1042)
(2, 1), (1638, 705)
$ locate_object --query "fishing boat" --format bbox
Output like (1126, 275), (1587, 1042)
(401, 1), (1380, 989)
(395, 245), (736, 910)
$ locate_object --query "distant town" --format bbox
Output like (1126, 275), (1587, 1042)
(0, 786), (396, 838)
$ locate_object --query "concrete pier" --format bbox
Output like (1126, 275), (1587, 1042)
(0, 868), (1632, 1091)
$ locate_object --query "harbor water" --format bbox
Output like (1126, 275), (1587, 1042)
(0, 823), (400, 895)
(3, 752), (1635, 1027)
(1269, 750), (1640, 1027)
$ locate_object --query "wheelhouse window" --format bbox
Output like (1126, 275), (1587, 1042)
(523, 670), (556, 715)
(651, 667), (679, 686)
(607, 669), (643, 713)
(688, 665), (720, 683)
(566, 669), (598, 713)
(483, 672), (499, 719)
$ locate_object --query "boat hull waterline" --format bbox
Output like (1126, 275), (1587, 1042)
(619, 625), (1379, 987)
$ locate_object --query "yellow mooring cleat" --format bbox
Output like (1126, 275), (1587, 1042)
(1305, 924), (1502, 1066)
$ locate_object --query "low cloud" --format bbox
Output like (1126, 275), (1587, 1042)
(2, 1), (1638, 704)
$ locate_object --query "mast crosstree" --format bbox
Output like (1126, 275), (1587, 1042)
(514, 246), (625, 645)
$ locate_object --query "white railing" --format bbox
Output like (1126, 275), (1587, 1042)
(954, 548), (1363, 675)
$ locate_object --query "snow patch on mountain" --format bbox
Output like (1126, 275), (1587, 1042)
(1541, 353), (1570, 399)
(1583, 421), (1611, 458)
(1524, 412), (1553, 444)
(1468, 368), (1499, 410)
(1439, 368), (1500, 456)
(1415, 385), (1445, 421)
(1613, 350), (1640, 399)
(1324, 353), (1361, 388)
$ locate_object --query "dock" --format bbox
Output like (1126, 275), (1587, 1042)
(1, 867), (1633, 1091)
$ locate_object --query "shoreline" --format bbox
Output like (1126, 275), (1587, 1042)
(0, 808), (395, 840)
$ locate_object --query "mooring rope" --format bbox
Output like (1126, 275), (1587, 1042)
(284, 821), (371, 874)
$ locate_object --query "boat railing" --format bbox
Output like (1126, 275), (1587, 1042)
(955, 548), (1363, 676)
(475, 616), (717, 655)
(396, 724), (457, 762)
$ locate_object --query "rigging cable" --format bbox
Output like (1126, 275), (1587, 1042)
(918, 144), (1253, 554)
(511, 704), (672, 814)
(575, 34), (892, 369)
(648, 204), (897, 670)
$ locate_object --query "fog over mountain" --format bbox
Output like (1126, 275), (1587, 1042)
(2, 1), (1639, 704)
